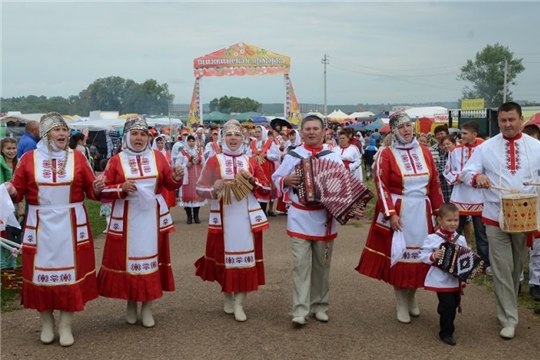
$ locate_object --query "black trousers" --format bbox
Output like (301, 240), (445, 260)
(437, 291), (460, 338)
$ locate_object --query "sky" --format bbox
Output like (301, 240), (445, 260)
(2, 0), (540, 107)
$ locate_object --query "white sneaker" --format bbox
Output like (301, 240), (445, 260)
(500, 327), (515, 339)
(292, 316), (306, 327)
(314, 312), (328, 322)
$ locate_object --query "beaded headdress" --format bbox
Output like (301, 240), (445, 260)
(124, 116), (149, 134)
(222, 119), (242, 136)
(39, 112), (68, 138)
(389, 112), (412, 131)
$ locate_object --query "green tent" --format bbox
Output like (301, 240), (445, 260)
(234, 112), (261, 121)
(204, 111), (231, 122)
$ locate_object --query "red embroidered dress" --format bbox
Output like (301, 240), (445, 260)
(248, 139), (280, 202)
(10, 147), (99, 311)
(194, 153), (270, 292)
(356, 142), (443, 288)
(177, 146), (206, 207)
(97, 150), (181, 302)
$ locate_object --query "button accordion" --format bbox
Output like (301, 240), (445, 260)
(436, 242), (484, 283)
(294, 156), (374, 225)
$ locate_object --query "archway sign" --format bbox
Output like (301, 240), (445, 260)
(188, 42), (302, 126)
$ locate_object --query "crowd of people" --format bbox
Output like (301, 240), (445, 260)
(1, 102), (539, 348)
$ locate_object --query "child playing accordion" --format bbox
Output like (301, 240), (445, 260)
(420, 203), (470, 346)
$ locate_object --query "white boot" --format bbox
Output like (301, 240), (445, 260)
(39, 310), (55, 344)
(58, 311), (74, 347)
(407, 288), (420, 317)
(126, 301), (138, 324)
(223, 293), (234, 315)
(141, 301), (155, 328)
(233, 292), (247, 322)
(394, 287), (411, 324)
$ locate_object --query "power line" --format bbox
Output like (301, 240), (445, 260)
(331, 56), (461, 72)
(328, 56), (463, 91)
(328, 63), (462, 92)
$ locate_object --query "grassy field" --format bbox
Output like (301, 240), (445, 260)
(1, 199), (105, 312)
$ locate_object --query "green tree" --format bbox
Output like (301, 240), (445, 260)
(123, 79), (173, 115)
(85, 76), (129, 111)
(209, 98), (220, 112)
(214, 95), (261, 113)
(457, 43), (525, 107)
(43, 96), (71, 114)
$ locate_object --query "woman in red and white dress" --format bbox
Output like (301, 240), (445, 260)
(175, 135), (207, 224)
(6, 112), (104, 347)
(195, 119), (270, 322)
(247, 125), (280, 216)
(152, 135), (177, 209)
(355, 112), (443, 325)
(97, 116), (183, 328)
(333, 130), (362, 181)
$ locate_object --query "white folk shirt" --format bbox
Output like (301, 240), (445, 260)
(420, 230), (468, 292)
(444, 142), (484, 215)
(333, 145), (362, 180)
(272, 145), (343, 241)
(460, 133), (540, 227)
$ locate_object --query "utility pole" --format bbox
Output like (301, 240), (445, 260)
(321, 54), (329, 116)
(503, 59), (508, 103)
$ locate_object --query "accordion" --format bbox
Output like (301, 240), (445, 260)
(294, 157), (374, 225)
(436, 242), (484, 283)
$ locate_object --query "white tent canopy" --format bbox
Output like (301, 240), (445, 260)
(327, 109), (351, 120)
(0, 113), (45, 123)
(349, 111), (375, 118)
(404, 106), (448, 119)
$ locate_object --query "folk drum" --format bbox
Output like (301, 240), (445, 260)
(500, 193), (538, 233)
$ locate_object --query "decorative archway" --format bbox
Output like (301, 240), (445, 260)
(187, 42), (302, 126)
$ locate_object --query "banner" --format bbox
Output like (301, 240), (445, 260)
(434, 113), (449, 123)
(461, 98), (485, 111)
(285, 75), (302, 126)
(187, 78), (201, 125)
(194, 42), (290, 78)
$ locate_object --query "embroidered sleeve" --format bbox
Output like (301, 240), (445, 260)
(100, 155), (128, 200)
(375, 148), (396, 219)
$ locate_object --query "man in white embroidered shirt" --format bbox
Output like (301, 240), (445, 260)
(272, 115), (364, 327)
(460, 102), (540, 340)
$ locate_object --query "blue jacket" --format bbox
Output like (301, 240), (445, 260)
(17, 132), (38, 159)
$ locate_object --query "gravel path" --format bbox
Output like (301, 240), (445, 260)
(1, 206), (539, 359)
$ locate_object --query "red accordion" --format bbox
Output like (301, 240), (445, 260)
(294, 157), (374, 225)
(437, 242), (484, 283)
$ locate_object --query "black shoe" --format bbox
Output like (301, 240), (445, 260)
(440, 336), (456, 346)
(267, 212), (276, 217)
(534, 307), (540, 315)
(187, 218), (193, 224)
(530, 285), (540, 301)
